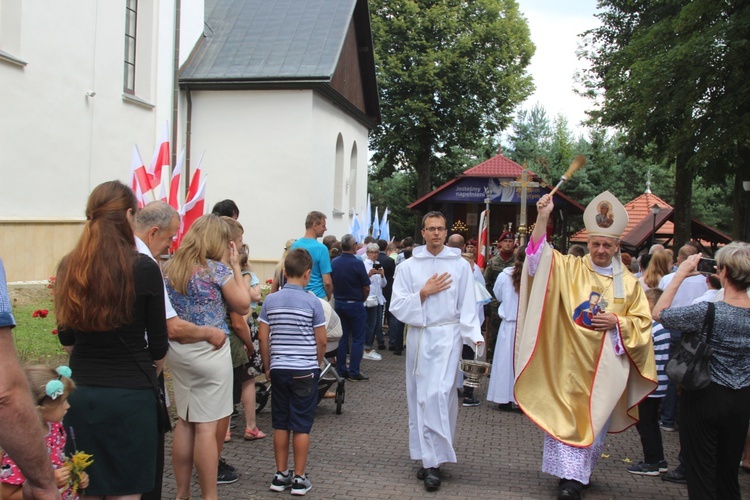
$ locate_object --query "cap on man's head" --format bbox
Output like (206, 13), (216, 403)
(498, 231), (514, 242)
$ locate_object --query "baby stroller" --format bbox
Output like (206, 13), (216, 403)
(255, 296), (345, 415)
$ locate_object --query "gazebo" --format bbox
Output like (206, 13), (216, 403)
(570, 190), (731, 255)
(408, 151), (584, 249)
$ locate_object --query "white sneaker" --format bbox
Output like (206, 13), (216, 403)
(291, 474), (312, 496)
(363, 350), (382, 361)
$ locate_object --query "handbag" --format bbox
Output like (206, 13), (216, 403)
(118, 335), (172, 433)
(365, 294), (379, 308)
(665, 301), (715, 390)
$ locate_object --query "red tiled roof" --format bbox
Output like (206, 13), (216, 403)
(462, 154), (530, 177)
(409, 152), (569, 209)
(570, 192), (673, 242)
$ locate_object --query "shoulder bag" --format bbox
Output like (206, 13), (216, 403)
(665, 301), (715, 390)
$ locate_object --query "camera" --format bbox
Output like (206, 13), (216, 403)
(373, 261), (382, 270)
(697, 257), (717, 274)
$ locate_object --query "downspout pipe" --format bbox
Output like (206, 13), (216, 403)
(171, 0), (181, 170)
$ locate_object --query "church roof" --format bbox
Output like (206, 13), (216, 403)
(409, 152), (584, 211)
(183, 0), (357, 81)
(461, 154), (528, 178)
(180, 0), (380, 125)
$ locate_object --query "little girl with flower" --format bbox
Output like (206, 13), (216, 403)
(0, 365), (90, 499)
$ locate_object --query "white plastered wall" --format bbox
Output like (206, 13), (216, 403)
(183, 89), (369, 262)
(0, 0), (204, 280)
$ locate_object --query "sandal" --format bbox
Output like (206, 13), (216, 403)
(224, 429), (231, 443)
(244, 426), (266, 440)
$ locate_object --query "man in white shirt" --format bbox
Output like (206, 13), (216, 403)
(391, 212), (484, 492)
(134, 201), (230, 496)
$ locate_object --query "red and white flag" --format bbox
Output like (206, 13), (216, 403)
(169, 147), (185, 210)
(177, 174), (206, 246)
(476, 209), (490, 269)
(148, 121), (170, 190)
(174, 151), (206, 248)
(129, 145), (153, 208)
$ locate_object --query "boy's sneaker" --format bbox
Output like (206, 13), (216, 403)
(658, 460), (669, 473)
(217, 460), (239, 484)
(627, 461), (661, 476)
(291, 474), (312, 496)
(269, 470), (294, 492)
(219, 456), (237, 473)
(462, 397), (480, 407)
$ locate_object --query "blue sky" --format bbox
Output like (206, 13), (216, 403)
(514, 0), (601, 137)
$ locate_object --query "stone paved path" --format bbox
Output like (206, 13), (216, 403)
(162, 343), (750, 499)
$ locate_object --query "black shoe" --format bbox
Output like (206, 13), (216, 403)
(424, 467), (441, 491)
(378, 344), (386, 350)
(557, 479), (583, 499)
(417, 467), (427, 480)
(393, 350), (402, 355)
(497, 402), (522, 413)
(388, 346), (395, 351)
(217, 459), (239, 484)
(662, 467), (687, 484)
(337, 370), (349, 379)
(462, 397), (480, 407)
(219, 456), (237, 473)
(231, 406), (239, 418)
(348, 373), (369, 381)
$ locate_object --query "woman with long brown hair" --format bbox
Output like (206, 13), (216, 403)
(486, 248), (525, 411)
(57, 181), (168, 498)
(639, 250), (673, 290)
(163, 214), (249, 500)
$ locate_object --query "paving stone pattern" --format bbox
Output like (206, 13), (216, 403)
(162, 344), (750, 499)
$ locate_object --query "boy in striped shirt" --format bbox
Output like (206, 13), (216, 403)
(259, 249), (327, 496)
(628, 288), (671, 476)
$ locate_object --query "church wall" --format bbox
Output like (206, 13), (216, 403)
(184, 89), (368, 273)
(0, 1), (204, 281)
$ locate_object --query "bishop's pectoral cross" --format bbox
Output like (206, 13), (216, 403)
(503, 169), (540, 245)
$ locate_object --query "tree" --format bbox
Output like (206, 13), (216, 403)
(505, 103), (552, 174)
(578, 0), (750, 245)
(369, 0), (535, 199)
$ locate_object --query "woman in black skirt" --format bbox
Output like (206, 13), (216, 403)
(56, 181), (168, 498)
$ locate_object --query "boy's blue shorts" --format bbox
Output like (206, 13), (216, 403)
(270, 368), (320, 434)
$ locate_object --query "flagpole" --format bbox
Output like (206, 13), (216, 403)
(483, 186), (491, 267)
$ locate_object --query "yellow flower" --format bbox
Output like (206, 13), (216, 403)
(64, 451), (94, 494)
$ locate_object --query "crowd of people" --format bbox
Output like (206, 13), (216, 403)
(1, 180), (750, 499)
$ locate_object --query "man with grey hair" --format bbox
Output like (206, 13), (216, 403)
(517, 192), (655, 499)
(331, 234), (371, 381)
(649, 243), (665, 254)
(134, 201), (231, 494)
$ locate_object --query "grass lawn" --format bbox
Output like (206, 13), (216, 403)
(10, 286), (69, 366)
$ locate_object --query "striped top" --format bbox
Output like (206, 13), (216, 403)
(650, 320), (671, 398)
(0, 259), (15, 329)
(259, 284), (325, 371)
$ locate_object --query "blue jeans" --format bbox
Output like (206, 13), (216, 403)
(388, 312), (404, 352)
(334, 301), (366, 376)
(365, 304), (384, 349)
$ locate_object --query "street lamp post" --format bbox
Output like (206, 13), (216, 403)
(743, 182), (750, 242)
(651, 204), (660, 247)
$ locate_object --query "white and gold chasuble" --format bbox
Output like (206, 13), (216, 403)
(515, 242), (657, 447)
